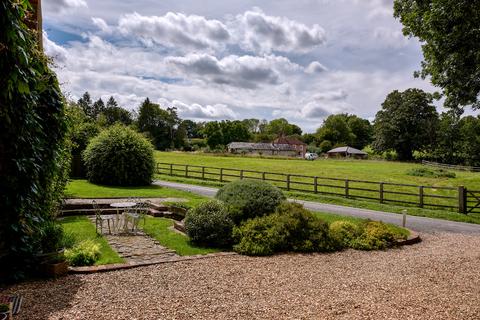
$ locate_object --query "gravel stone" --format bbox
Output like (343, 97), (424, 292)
(5, 233), (480, 319)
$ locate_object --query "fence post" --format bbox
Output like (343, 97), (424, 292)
(262, 172), (266, 180)
(169, 163), (173, 175)
(379, 182), (384, 203)
(345, 180), (349, 198)
(419, 186), (424, 208)
(286, 174), (291, 191)
(220, 168), (223, 182)
(314, 177), (318, 194)
(458, 186), (467, 214)
(202, 166), (205, 180)
(185, 165), (189, 178)
(240, 170), (244, 180)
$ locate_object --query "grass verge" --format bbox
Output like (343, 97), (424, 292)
(65, 179), (207, 207)
(59, 216), (124, 265)
(141, 216), (221, 256)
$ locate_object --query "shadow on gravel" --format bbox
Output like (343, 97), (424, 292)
(3, 274), (84, 319)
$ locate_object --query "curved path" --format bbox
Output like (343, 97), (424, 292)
(154, 180), (480, 234)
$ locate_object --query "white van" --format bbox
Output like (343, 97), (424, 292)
(305, 153), (318, 160)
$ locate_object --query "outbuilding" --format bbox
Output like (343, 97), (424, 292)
(326, 146), (368, 159)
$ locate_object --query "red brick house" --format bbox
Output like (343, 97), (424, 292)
(273, 136), (307, 158)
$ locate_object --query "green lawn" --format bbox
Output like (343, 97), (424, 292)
(65, 179), (206, 207)
(141, 216), (221, 255)
(59, 216), (124, 265)
(153, 151), (480, 224)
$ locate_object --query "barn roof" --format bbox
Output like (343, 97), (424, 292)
(228, 142), (296, 151)
(327, 146), (367, 155)
(273, 136), (307, 146)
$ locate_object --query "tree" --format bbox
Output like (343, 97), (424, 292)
(182, 119), (200, 138)
(242, 118), (261, 134)
(101, 106), (133, 126)
(201, 120), (251, 149)
(203, 121), (224, 149)
(372, 89), (439, 160)
(77, 92), (94, 119)
(136, 98), (182, 150)
(431, 110), (463, 164)
(316, 114), (355, 148)
(346, 115), (373, 150)
(106, 96), (118, 108)
(266, 118), (302, 137)
(92, 98), (105, 119)
(394, 0), (480, 109)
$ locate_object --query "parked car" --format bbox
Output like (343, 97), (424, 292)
(305, 152), (318, 160)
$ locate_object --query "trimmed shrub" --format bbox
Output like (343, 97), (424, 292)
(216, 180), (286, 223)
(83, 125), (155, 186)
(185, 200), (234, 248)
(65, 240), (101, 266)
(329, 221), (362, 249)
(233, 202), (336, 256)
(351, 221), (397, 250)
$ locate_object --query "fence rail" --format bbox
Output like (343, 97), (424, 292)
(422, 160), (480, 172)
(155, 162), (480, 215)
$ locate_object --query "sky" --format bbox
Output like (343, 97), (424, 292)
(43, 0), (439, 132)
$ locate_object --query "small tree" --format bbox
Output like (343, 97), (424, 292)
(373, 89), (438, 161)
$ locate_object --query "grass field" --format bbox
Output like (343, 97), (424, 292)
(59, 216), (124, 265)
(65, 179), (206, 207)
(154, 151), (480, 224)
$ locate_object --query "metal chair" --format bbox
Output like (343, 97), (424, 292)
(93, 200), (113, 234)
(125, 199), (149, 232)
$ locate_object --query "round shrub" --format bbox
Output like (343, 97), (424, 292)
(215, 180), (286, 223)
(233, 202), (336, 256)
(185, 200), (234, 248)
(83, 125), (155, 186)
(65, 240), (101, 266)
(329, 220), (362, 249)
(351, 221), (397, 250)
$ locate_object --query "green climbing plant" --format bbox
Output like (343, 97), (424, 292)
(0, 0), (70, 280)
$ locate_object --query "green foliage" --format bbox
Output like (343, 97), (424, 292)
(373, 89), (439, 160)
(36, 221), (65, 253)
(65, 240), (101, 266)
(0, 0), (70, 280)
(315, 114), (372, 151)
(184, 200), (234, 248)
(202, 120), (251, 149)
(406, 168), (455, 178)
(0, 304), (9, 313)
(394, 0), (480, 109)
(215, 180), (286, 222)
(99, 105), (133, 126)
(265, 118), (302, 137)
(83, 125), (155, 186)
(137, 98), (183, 150)
(233, 202), (335, 256)
(351, 221), (397, 250)
(329, 220), (362, 248)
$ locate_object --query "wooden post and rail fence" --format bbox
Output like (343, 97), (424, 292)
(156, 162), (480, 215)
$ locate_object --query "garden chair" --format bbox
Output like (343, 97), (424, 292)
(93, 200), (113, 234)
(125, 199), (149, 232)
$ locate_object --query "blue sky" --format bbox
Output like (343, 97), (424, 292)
(43, 0), (438, 132)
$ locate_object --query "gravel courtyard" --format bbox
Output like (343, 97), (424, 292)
(6, 233), (480, 320)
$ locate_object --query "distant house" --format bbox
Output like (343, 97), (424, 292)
(327, 146), (368, 159)
(227, 137), (307, 158)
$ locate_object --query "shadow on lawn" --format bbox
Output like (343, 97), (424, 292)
(4, 274), (84, 319)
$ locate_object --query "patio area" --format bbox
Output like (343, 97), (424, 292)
(5, 232), (480, 319)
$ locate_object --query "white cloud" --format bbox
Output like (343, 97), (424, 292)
(117, 12), (230, 51)
(43, 32), (68, 63)
(305, 61), (328, 74)
(373, 27), (409, 48)
(44, 0), (87, 13)
(166, 53), (302, 89)
(91, 17), (112, 33)
(158, 99), (237, 119)
(233, 8), (326, 53)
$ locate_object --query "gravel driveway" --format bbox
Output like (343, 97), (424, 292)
(6, 233), (480, 320)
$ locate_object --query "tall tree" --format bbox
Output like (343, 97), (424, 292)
(373, 88), (439, 160)
(316, 114), (355, 148)
(92, 98), (105, 119)
(106, 96), (118, 108)
(101, 106), (133, 126)
(266, 118), (302, 137)
(394, 0), (480, 109)
(77, 92), (94, 119)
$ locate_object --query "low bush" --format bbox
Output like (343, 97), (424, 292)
(350, 221), (397, 250)
(216, 180), (285, 223)
(83, 125), (155, 186)
(65, 240), (101, 266)
(406, 167), (455, 178)
(329, 220), (362, 248)
(233, 202), (336, 256)
(36, 221), (65, 254)
(185, 200), (234, 248)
